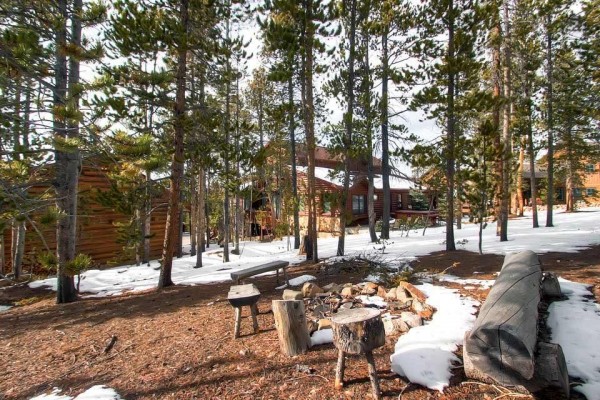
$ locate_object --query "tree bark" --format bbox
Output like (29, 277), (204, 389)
(500, 1), (511, 242)
(526, 83), (539, 228)
(289, 74), (300, 250)
(492, 6), (503, 238)
(303, 0), (318, 261)
(159, 0), (188, 288)
(222, 4), (232, 263)
(337, 0), (357, 256)
(445, 0), (456, 251)
(545, 13), (554, 227)
(54, 0), (79, 303)
(516, 140), (525, 216)
(380, 23), (391, 240)
(195, 168), (206, 268)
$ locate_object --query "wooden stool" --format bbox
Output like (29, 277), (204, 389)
(227, 284), (261, 339)
(331, 308), (385, 400)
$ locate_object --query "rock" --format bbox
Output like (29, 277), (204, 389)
(313, 304), (330, 319)
(377, 285), (387, 298)
(323, 283), (343, 294)
(341, 286), (358, 297)
(306, 319), (318, 334)
(317, 319), (332, 330)
(542, 272), (562, 298)
(302, 282), (323, 298)
(283, 289), (303, 300)
(361, 282), (379, 295)
(399, 282), (427, 302)
(419, 309), (434, 320)
(385, 287), (397, 301)
(383, 316), (410, 335)
(400, 312), (423, 328)
(412, 299), (425, 312)
(395, 287), (412, 303)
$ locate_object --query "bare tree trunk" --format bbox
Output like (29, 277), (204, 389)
(492, 8), (503, 237)
(190, 169), (197, 257)
(55, 0), (79, 303)
(445, 0), (456, 251)
(195, 168), (206, 268)
(545, 13), (554, 227)
(500, 1), (511, 242)
(526, 84), (539, 228)
(159, 0), (188, 288)
(565, 125), (575, 212)
(516, 141), (524, 216)
(233, 68), (241, 254)
(289, 74), (300, 249)
(304, 0), (318, 261)
(338, 0), (357, 256)
(456, 162), (462, 230)
(380, 23), (391, 240)
(143, 171), (151, 264)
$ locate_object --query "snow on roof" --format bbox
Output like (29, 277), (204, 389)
(297, 166), (345, 187)
(374, 175), (415, 190)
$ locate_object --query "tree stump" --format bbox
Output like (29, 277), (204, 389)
(331, 308), (385, 400)
(228, 284), (261, 339)
(272, 300), (311, 356)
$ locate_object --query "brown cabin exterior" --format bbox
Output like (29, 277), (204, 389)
(2, 163), (173, 274)
(249, 146), (435, 237)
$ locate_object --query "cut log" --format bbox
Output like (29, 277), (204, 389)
(272, 300), (311, 356)
(282, 289), (303, 300)
(464, 250), (544, 387)
(533, 342), (570, 397)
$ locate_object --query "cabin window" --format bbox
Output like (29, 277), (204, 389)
(586, 188), (596, 196)
(352, 195), (366, 214)
(585, 164), (595, 173)
(556, 187), (565, 202)
(573, 188), (582, 197)
(396, 194), (403, 210)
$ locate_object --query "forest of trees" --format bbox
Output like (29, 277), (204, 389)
(1, 0), (599, 302)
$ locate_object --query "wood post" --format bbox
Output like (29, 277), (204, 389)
(331, 308), (385, 400)
(251, 303), (259, 333)
(272, 300), (311, 356)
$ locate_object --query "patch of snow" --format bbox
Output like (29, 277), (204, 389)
(310, 329), (334, 346)
(548, 279), (600, 400)
(364, 274), (382, 283)
(30, 386), (122, 400)
(390, 283), (479, 392)
(356, 295), (387, 308)
(276, 274), (316, 289)
(437, 275), (495, 289)
(0, 305), (12, 312)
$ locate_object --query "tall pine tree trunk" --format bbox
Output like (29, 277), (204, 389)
(516, 141), (525, 216)
(380, 22), (391, 240)
(222, 8), (232, 263)
(159, 0), (188, 288)
(54, 0), (79, 303)
(545, 13), (554, 227)
(337, 0), (357, 256)
(190, 168), (197, 257)
(289, 73), (300, 249)
(304, 0), (318, 261)
(445, 0), (456, 251)
(499, 1), (511, 241)
(526, 84), (539, 228)
(195, 168), (206, 268)
(143, 171), (151, 264)
(492, 5), (503, 237)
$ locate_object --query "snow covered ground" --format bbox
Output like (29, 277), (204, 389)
(29, 207), (600, 297)
(30, 385), (122, 400)
(23, 207), (600, 398)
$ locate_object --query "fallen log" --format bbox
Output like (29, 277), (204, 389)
(463, 250), (569, 396)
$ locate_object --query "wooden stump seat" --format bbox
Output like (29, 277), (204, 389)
(227, 284), (261, 339)
(331, 308), (385, 400)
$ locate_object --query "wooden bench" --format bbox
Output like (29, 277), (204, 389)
(230, 260), (290, 286)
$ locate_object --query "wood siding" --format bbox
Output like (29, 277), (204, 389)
(3, 164), (174, 273)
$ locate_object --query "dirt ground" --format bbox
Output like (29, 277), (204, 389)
(1, 244), (599, 400)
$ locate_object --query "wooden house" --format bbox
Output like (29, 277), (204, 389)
(2, 161), (174, 274)
(247, 146), (437, 237)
